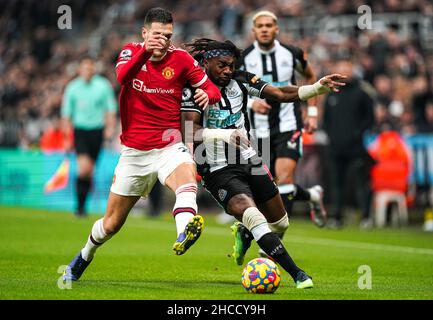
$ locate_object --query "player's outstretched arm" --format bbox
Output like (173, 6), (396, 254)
(298, 74), (347, 100)
(261, 74), (347, 103)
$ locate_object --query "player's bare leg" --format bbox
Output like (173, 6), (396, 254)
(228, 194), (313, 288)
(63, 193), (140, 281)
(275, 157), (326, 228)
(165, 163), (204, 255)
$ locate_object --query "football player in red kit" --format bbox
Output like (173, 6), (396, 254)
(63, 7), (221, 282)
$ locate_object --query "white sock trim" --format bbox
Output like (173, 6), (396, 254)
(91, 218), (109, 243)
(269, 214), (289, 233)
(81, 219), (110, 261)
(175, 183), (198, 195)
(242, 207), (271, 241)
(278, 184), (296, 195)
(173, 184), (198, 235)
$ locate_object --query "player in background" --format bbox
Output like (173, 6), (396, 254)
(63, 8), (221, 282)
(61, 57), (117, 217)
(180, 38), (346, 288)
(237, 11), (327, 232)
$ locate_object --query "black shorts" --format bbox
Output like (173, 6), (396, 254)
(257, 130), (303, 174)
(74, 128), (103, 161)
(201, 163), (279, 213)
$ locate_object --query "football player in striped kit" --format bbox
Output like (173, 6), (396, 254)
(180, 38), (345, 288)
(238, 11), (327, 231)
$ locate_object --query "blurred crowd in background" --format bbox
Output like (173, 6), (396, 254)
(1, 0), (433, 149)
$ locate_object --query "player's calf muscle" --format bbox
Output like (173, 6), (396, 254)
(103, 193), (139, 234)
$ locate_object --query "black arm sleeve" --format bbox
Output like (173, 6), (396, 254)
(180, 85), (202, 114)
(233, 70), (269, 97)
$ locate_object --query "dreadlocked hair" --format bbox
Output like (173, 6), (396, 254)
(183, 38), (242, 63)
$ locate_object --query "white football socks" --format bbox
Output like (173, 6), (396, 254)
(81, 218), (112, 261)
(173, 183), (198, 236)
(308, 186), (322, 203)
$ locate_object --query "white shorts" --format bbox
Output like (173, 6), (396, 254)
(110, 143), (195, 197)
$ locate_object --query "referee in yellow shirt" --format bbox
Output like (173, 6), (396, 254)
(61, 57), (117, 217)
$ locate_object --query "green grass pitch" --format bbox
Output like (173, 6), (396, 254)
(1, 206), (433, 300)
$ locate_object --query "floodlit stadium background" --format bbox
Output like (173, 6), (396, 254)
(1, 0), (433, 228)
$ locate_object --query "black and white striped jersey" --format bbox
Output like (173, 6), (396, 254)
(238, 40), (308, 138)
(181, 71), (268, 175)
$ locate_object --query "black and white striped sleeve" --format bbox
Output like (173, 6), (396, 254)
(234, 70), (269, 98)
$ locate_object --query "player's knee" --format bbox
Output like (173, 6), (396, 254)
(277, 174), (294, 185)
(227, 194), (255, 217)
(268, 213), (289, 233)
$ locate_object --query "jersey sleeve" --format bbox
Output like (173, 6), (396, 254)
(289, 45), (308, 73)
(181, 52), (221, 104)
(180, 85), (202, 115)
(182, 53), (208, 88)
(115, 43), (152, 85)
(233, 70), (269, 98)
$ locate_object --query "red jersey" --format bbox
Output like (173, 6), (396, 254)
(115, 42), (221, 151)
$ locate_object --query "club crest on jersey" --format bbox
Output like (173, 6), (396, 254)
(162, 67), (175, 80)
(250, 75), (260, 84)
(218, 189), (227, 201)
(287, 140), (297, 150)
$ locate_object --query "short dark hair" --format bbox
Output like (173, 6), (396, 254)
(144, 7), (173, 26)
(80, 55), (95, 63)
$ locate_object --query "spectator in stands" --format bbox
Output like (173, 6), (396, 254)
(368, 122), (413, 227)
(61, 57), (117, 217)
(40, 113), (73, 153)
(323, 58), (376, 229)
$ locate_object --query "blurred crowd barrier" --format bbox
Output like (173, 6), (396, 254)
(0, 149), (119, 213)
(1, 132), (432, 216)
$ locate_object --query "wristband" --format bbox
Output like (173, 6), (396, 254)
(307, 106), (318, 117)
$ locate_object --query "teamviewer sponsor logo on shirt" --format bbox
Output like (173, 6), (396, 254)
(132, 79), (174, 94)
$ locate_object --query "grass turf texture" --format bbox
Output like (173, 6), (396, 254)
(1, 206), (433, 300)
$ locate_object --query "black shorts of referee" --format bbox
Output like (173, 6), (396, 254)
(73, 128), (104, 161)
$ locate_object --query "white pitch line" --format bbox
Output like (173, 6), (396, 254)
(287, 236), (433, 256)
(128, 218), (433, 256)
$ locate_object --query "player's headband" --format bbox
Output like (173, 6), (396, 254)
(203, 49), (233, 59)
